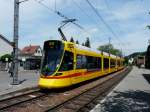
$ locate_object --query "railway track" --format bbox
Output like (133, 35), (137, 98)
(44, 67), (131, 112)
(0, 90), (45, 111)
(0, 67), (131, 112)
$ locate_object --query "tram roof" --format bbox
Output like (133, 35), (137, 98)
(75, 44), (119, 58)
(46, 40), (122, 59)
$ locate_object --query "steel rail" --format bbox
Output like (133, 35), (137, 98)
(0, 90), (45, 111)
(77, 67), (132, 112)
(0, 67), (131, 112)
(44, 67), (131, 112)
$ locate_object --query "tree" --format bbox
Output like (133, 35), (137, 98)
(147, 25), (150, 29)
(84, 37), (91, 48)
(70, 37), (74, 43)
(97, 44), (122, 56)
(76, 40), (79, 44)
(0, 54), (12, 62)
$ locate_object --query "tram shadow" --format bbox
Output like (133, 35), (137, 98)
(100, 90), (150, 112)
(143, 74), (150, 84)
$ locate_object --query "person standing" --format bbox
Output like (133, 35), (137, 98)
(8, 62), (14, 77)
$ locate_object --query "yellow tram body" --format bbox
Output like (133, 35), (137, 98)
(39, 40), (124, 89)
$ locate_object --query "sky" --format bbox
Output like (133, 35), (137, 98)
(0, 0), (150, 56)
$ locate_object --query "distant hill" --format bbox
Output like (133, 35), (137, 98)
(125, 51), (146, 59)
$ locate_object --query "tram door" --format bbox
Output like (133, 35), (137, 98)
(71, 54), (85, 84)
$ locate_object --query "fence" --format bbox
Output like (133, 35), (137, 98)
(0, 61), (7, 71)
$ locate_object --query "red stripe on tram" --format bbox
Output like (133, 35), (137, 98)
(42, 70), (99, 79)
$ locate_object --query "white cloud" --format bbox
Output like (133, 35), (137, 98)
(109, 1), (147, 21)
(0, 1), (13, 40)
(115, 29), (150, 55)
(0, 0), (150, 56)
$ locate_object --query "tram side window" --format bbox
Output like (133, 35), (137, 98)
(97, 57), (101, 69)
(110, 59), (116, 68)
(87, 56), (93, 69)
(76, 55), (82, 69)
(59, 51), (74, 71)
(104, 58), (109, 69)
(117, 60), (121, 67)
(82, 56), (87, 68)
(121, 61), (123, 66)
(86, 56), (101, 70)
(76, 55), (87, 69)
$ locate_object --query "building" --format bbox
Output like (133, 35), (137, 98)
(19, 45), (42, 70)
(0, 34), (13, 56)
(136, 56), (145, 68)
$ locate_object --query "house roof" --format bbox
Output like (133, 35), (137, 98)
(21, 45), (40, 55)
(0, 34), (13, 46)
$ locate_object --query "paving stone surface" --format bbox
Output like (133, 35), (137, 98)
(91, 66), (150, 112)
(0, 70), (39, 96)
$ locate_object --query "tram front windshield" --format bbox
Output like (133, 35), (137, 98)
(41, 41), (64, 76)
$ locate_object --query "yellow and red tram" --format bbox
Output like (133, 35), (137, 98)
(38, 40), (124, 89)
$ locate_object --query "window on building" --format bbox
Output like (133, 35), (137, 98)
(104, 58), (109, 69)
(110, 59), (116, 68)
(59, 51), (74, 71)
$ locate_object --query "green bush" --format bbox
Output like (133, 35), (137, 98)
(0, 54), (12, 62)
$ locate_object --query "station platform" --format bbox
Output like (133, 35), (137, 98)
(0, 70), (39, 99)
(90, 66), (150, 112)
